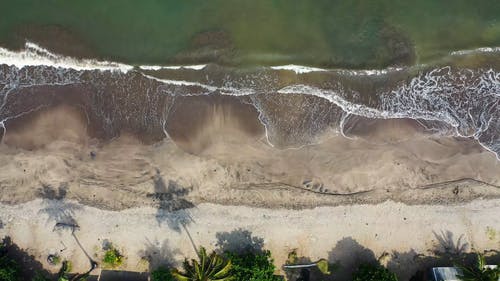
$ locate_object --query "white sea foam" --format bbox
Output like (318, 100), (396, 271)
(0, 42), (133, 72)
(141, 74), (218, 93)
(0, 120), (4, 140)
(451, 46), (500, 56)
(270, 64), (327, 74)
(139, 64), (207, 71)
(142, 74), (256, 96)
(277, 84), (387, 119)
(0, 42), (406, 77)
(337, 67), (405, 76)
(270, 64), (404, 76)
(274, 66), (500, 160)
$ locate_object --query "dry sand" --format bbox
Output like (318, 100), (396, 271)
(0, 199), (499, 280)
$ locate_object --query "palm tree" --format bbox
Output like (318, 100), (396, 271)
(457, 253), (500, 281)
(172, 247), (234, 281)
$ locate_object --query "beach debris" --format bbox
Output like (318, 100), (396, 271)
(59, 241), (67, 253)
(47, 254), (61, 265)
(54, 222), (80, 232)
(102, 239), (112, 250)
(302, 180), (312, 188)
(302, 179), (327, 193)
(283, 258), (331, 275)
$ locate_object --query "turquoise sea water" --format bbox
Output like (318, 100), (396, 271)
(1, 0), (499, 67)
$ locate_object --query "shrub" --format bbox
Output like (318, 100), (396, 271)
(225, 250), (281, 281)
(31, 272), (51, 281)
(56, 261), (71, 281)
(102, 247), (123, 268)
(0, 257), (19, 281)
(0, 240), (20, 281)
(352, 263), (398, 281)
(48, 255), (61, 266)
(151, 266), (175, 281)
(457, 253), (500, 281)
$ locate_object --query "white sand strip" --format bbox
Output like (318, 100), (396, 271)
(0, 199), (499, 279)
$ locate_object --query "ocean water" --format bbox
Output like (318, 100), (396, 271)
(0, 2), (499, 160)
(1, 0), (500, 67)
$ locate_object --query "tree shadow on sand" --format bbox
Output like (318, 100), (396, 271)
(215, 228), (264, 255)
(283, 232), (499, 281)
(386, 230), (499, 281)
(139, 238), (181, 272)
(1, 236), (54, 280)
(432, 230), (469, 256)
(323, 233), (475, 281)
(37, 184), (81, 227)
(37, 184), (98, 276)
(150, 170), (195, 232)
(325, 237), (378, 281)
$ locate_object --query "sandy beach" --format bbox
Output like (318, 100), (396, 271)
(0, 199), (499, 280)
(0, 38), (499, 280)
(0, 96), (499, 280)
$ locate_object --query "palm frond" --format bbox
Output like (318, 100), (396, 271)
(172, 269), (191, 281)
(476, 253), (485, 270)
(456, 253), (500, 281)
(172, 247), (234, 281)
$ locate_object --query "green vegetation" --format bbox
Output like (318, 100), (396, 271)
(151, 266), (175, 281)
(0, 257), (19, 281)
(31, 272), (51, 281)
(283, 249), (332, 277)
(3, 233), (500, 281)
(56, 261), (71, 281)
(486, 227), (497, 241)
(31, 261), (73, 281)
(457, 253), (500, 281)
(102, 246), (124, 268)
(172, 247), (233, 281)
(51, 256), (61, 266)
(225, 250), (281, 281)
(0, 240), (19, 281)
(352, 263), (398, 281)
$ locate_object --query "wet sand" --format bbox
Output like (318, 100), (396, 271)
(1, 94), (500, 210)
(0, 88), (500, 280)
(165, 95), (264, 154)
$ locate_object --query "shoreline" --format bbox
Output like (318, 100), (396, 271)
(1, 42), (500, 158)
(1, 198), (499, 280)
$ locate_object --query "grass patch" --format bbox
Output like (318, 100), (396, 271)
(486, 227), (497, 241)
(102, 246), (124, 268)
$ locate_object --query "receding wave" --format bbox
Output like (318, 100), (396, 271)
(0, 42), (499, 159)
